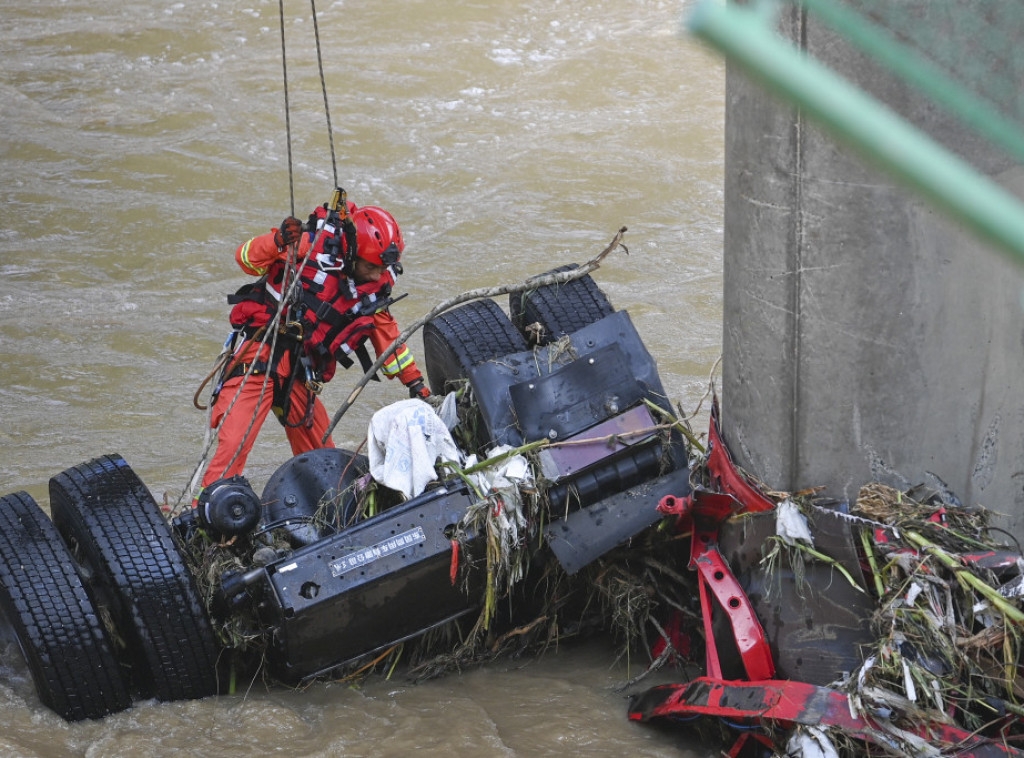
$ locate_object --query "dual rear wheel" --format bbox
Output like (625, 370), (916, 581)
(0, 454), (221, 720)
(421, 267), (614, 453)
(423, 266), (614, 395)
(0, 490), (131, 721)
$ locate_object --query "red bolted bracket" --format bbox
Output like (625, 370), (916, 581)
(692, 542), (775, 681)
(658, 490), (775, 681)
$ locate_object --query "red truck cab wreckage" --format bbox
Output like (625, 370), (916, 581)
(628, 400), (1024, 757)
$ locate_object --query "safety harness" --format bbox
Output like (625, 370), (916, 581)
(220, 204), (403, 427)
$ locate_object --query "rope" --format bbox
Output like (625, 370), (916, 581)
(192, 349), (231, 411)
(179, 3), (337, 510)
(310, 0), (338, 187)
(177, 226), (333, 513)
(278, 0), (295, 216)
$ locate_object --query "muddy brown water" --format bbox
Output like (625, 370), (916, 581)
(0, 0), (722, 754)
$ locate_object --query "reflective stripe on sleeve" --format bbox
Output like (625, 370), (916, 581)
(239, 239), (268, 276)
(382, 344), (414, 376)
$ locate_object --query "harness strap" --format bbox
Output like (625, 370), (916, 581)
(355, 342), (375, 376)
(223, 360), (270, 382)
(334, 341), (378, 380)
(274, 348), (318, 429)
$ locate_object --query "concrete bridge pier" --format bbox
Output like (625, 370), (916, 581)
(720, 5), (1024, 539)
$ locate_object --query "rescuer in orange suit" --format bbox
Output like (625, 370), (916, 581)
(200, 200), (429, 489)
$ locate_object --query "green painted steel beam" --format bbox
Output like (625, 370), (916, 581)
(686, 0), (1024, 270)
(800, 0), (1024, 166)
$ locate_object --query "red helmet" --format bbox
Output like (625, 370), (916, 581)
(352, 206), (403, 267)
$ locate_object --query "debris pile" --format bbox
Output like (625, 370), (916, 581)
(630, 413), (1024, 758)
(837, 482), (1024, 754)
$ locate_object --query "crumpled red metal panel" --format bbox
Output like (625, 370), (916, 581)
(628, 678), (1024, 758)
(707, 396), (775, 513)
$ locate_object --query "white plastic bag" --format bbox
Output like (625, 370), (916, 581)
(776, 497), (815, 546)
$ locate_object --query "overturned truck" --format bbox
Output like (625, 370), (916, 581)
(4, 267), (1022, 758)
(0, 268), (692, 720)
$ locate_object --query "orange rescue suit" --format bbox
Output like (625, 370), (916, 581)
(201, 222), (423, 488)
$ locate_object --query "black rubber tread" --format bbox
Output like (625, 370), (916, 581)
(0, 491), (132, 720)
(49, 455), (221, 703)
(508, 264), (614, 345)
(422, 298), (529, 394)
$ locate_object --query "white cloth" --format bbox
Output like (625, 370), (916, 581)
(367, 399), (462, 499)
(776, 497), (815, 546)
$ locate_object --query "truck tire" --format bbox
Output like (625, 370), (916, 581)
(49, 455), (221, 703)
(0, 490), (132, 720)
(422, 299), (528, 394)
(509, 264), (614, 346)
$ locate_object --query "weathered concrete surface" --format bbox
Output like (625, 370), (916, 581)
(721, 4), (1024, 539)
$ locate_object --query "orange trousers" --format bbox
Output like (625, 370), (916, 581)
(202, 351), (334, 488)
